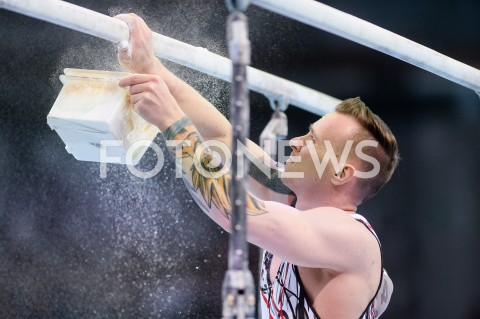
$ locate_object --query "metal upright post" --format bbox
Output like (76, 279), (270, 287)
(222, 0), (256, 318)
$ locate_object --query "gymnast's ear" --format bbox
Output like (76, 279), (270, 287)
(331, 164), (356, 186)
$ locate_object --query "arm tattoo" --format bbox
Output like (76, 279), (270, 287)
(163, 116), (192, 140)
(165, 118), (267, 219)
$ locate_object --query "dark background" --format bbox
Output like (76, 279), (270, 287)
(1, 0), (480, 318)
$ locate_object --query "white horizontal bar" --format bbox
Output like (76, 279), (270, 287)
(251, 0), (480, 92)
(151, 33), (339, 115)
(1, 0), (340, 115)
(0, 0), (129, 43)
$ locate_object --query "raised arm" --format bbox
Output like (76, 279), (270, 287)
(118, 74), (379, 272)
(115, 14), (230, 143)
(115, 14), (292, 203)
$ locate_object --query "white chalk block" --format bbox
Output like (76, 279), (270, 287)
(47, 68), (160, 164)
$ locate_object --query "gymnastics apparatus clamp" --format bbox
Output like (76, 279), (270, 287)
(3, 0), (480, 318)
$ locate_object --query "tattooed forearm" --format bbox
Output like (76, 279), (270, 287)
(163, 116), (192, 140)
(165, 117), (267, 219)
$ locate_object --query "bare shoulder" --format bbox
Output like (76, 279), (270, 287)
(250, 203), (380, 271)
(301, 206), (373, 238)
(306, 207), (381, 272)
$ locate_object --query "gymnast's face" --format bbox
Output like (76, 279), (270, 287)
(283, 112), (361, 188)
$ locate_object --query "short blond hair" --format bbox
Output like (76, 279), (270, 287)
(335, 97), (399, 200)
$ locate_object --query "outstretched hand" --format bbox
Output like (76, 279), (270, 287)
(119, 74), (185, 130)
(114, 13), (161, 74)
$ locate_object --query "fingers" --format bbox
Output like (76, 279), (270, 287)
(114, 13), (150, 38)
(113, 13), (141, 31)
(127, 82), (152, 95)
(114, 14), (138, 53)
(130, 93), (143, 106)
(117, 40), (130, 53)
(119, 75), (166, 110)
(119, 74), (158, 88)
(117, 72), (183, 128)
(114, 13), (156, 73)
